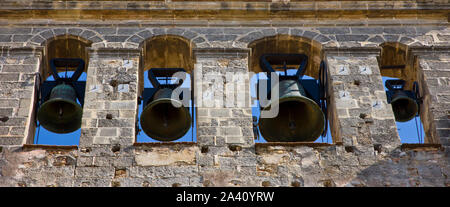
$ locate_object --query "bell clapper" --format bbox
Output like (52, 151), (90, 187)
(288, 108), (296, 132)
(58, 105), (63, 118)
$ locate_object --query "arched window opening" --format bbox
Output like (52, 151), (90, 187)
(34, 70), (87, 145)
(137, 35), (196, 143)
(33, 36), (91, 145)
(379, 43), (430, 144)
(248, 35), (335, 143)
(43, 35), (91, 79)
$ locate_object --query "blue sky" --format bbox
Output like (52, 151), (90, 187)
(34, 71), (424, 145)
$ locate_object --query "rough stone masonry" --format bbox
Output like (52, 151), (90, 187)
(0, 0), (449, 187)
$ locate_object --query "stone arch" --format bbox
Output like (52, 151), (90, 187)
(378, 42), (415, 90)
(138, 34), (196, 94)
(247, 34), (323, 79)
(367, 34), (433, 48)
(27, 28), (103, 79)
(41, 34), (93, 79)
(126, 28), (200, 49)
(27, 28), (103, 46)
(238, 28), (331, 45)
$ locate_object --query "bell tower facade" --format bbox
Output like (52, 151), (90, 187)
(0, 0), (449, 187)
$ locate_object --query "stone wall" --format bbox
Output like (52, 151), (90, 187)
(0, 0), (449, 187)
(0, 47), (41, 146)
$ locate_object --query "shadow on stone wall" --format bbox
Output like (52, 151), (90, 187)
(348, 146), (449, 187)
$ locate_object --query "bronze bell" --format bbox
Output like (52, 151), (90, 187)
(390, 90), (418, 122)
(385, 79), (419, 122)
(37, 83), (83, 133)
(140, 87), (191, 141)
(258, 79), (325, 142)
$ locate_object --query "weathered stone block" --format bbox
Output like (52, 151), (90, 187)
(135, 146), (197, 166)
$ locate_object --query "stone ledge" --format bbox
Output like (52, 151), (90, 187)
(88, 47), (141, 56)
(0, 19), (448, 27)
(410, 46), (450, 54)
(193, 48), (251, 57)
(323, 46), (381, 56)
(0, 1), (447, 21)
(0, 46), (43, 56)
(1, 1), (448, 12)
(400, 143), (443, 151)
(133, 141), (196, 148)
(256, 141), (341, 148)
(22, 144), (78, 151)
